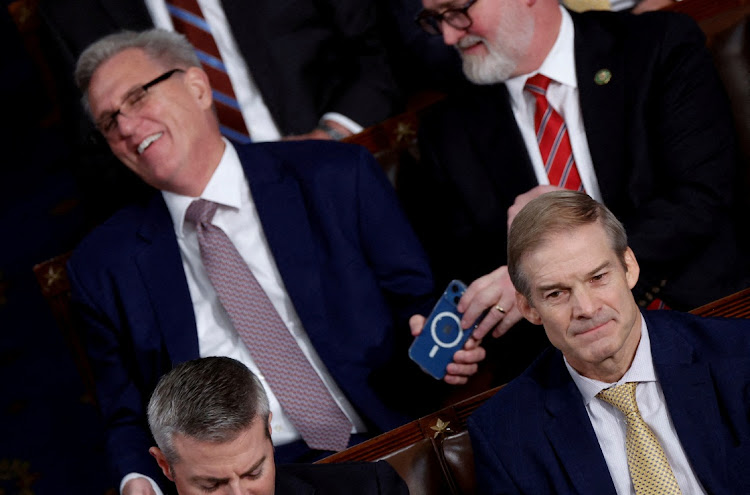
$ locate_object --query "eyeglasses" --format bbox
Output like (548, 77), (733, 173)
(95, 68), (184, 136)
(415, 0), (478, 35)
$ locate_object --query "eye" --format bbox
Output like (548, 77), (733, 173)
(199, 484), (220, 493)
(102, 115), (118, 134)
(591, 272), (607, 282)
(244, 467), (263, 480)
(125, 88), (148, 110)
(545, 290), (562, 300)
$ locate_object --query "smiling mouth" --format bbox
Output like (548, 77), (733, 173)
(137, 132), (163, 155)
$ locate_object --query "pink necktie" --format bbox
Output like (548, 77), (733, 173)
(525, 74), (584, 191)
(185, 199), (352, 451)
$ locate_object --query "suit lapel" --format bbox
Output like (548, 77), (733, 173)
(572, 13), (629, 210)
(135, 194), (200, 364)
(235, 145), (329, 347)
(543, 358), (618, 494)
(648, 314), (730, 493)
(466, 84), (538, 217)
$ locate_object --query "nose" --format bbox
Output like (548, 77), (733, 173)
(572, 288), (599, 319)
(441, 22), (465, 46)
(114, 112), (140, 136)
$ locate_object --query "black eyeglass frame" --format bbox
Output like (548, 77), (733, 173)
(95, 68), (185, 135)
(415, 0), (479, 36)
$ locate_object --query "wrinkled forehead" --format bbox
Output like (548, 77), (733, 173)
(87, 48), (166, 117)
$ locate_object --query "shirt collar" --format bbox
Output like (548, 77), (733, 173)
(506, 6), (577, 104)
(565, 314), (656, 406)
(162, 138), (246, 237)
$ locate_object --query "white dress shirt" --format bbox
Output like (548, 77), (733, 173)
(505, 6), (604, 203)
(121, 140), (365, 495)
(144, 0), (362, 140)
(565, 316), (707, 494)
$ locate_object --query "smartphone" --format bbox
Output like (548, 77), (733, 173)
(409, 280), (477, 380)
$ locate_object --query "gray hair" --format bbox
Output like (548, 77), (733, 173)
(507, 190), (628, 301)
(74, 29), (201, 116)
(147, 356), (271, 465)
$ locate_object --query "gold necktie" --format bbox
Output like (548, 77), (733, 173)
(562, 0), (611, 12)
(597, 382), (682, 495)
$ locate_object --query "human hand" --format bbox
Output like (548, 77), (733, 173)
(632, 0), (675, 14)
(507, 185), (563, 230)
(457, 266), (524, 340)
(409, 314), (486, 385)
(122, 477), (157, 495)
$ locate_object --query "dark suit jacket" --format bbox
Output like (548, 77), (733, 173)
(468, 310), (750, 494)
(39, 0), (402, 226)
(67, 141), (435, 491)
(40, 0), (400, 135)
(401, 10), (749, 310)
(276, 461), (408, 494)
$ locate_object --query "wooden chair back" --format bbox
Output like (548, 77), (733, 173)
(32, 251), (97, 403)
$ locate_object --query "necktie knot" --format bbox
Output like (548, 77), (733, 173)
(597, 381), (682, 494)
(185, 199), (218, 226)
(597, 381), (639, 415)
(525, 74), (553, 96)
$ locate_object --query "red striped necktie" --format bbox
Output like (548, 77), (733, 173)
(525, 74), (584, 191)
(166, 0), (251, 143)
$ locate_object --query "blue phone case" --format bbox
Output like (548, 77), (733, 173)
(408, 280), (475, 380)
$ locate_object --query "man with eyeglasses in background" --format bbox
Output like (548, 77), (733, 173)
(67, 29), (485, 495)
(399, 0), (749, 387)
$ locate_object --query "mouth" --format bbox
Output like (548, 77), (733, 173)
(456, 35), (485, 54)
(137, 132), (163, 155)
(572, 319), (611, 337)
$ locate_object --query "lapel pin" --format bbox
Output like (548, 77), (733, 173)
(594, 69), (612, 85)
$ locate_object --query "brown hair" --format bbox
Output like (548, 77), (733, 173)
(507, 190), (628, 300)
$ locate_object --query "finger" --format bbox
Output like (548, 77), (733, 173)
(460, 285), (502, 328)
(453, 346), (486, 365)
(444, 374), (468, 385)
(409, 314), (426, 336)
(445, 361), (479, 378)
(462, 336), (482, 351)
(471, 309), (503, 340)
(491, 308), (525, 338)
(456, 276), (490, 313)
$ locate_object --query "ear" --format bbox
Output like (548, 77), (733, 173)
(267, 412), (273, 438)
(516, 291), (542, 325)
(623, 247), (640, 290)
(149, 446), (175, 481)
(183, 66), (213, 110)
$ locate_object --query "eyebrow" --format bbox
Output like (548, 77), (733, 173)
(189, 455), (266, 485)
(95, 84), (144, 122)
(535, 261), (612, 293)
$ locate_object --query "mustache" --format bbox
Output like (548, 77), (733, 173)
(456, 34), (486, 50)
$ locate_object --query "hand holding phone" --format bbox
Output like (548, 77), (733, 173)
(408, 280), (481, 380)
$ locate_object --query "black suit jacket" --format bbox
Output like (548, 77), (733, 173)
(402, 10), (749, 310)
(276, 461), (408, 494)
(40, 0), (400, 134)
(468, 311), (750, 494)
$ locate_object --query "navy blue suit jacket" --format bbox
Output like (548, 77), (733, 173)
(403, 10), (749, 310)
(68, 141), (434, 490)
(468, 311), (750, 494)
